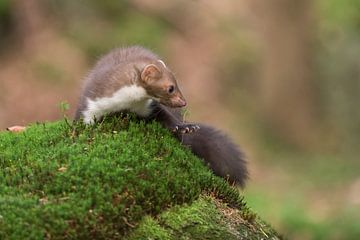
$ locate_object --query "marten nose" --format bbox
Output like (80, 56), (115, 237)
(173, 97), (186, 107)
(179, 99), (186, 107)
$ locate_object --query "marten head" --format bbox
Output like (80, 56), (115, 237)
(139, 60), (186, 108)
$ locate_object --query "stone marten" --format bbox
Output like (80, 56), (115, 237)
(75, 46), (248, 187)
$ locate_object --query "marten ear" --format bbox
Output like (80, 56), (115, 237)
(141, 64), (162, 82)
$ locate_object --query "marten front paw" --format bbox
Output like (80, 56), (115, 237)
(173, 124), (200, 134)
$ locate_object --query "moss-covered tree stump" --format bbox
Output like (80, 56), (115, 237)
(0, 116), (281, 239)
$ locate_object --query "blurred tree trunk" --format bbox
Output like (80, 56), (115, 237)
(11, 0), (48, 50)
(130, 0), (233, 126)
(250, 0), (319, 148)
(0, 0), (86, 128)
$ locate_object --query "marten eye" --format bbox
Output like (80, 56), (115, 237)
(168, 85), (175, 94)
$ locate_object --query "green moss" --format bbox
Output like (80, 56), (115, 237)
(127, 195), (281, 240)
(126, 216), (172, 240)
(0, 115), (280, 239)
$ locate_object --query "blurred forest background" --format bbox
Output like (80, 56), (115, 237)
(0, 0), (359, 239)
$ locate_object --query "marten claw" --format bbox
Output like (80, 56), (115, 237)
(173, 124), (200, 134)
(192, 125), (201, 132)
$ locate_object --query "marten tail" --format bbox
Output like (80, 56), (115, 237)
(180, 124), (248, 188)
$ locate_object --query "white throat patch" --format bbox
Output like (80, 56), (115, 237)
(82, 85), (153, 124)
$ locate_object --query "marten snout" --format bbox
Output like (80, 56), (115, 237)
(169, 95), (186, 108)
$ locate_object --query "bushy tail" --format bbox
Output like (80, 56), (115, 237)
(180, 124), (248, 188)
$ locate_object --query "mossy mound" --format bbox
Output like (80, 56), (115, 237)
(0, 115), (281, 239)
(127, 195), (280, 240)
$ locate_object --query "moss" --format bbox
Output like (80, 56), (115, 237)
(127, 195), (281, 240)
(0, 115), (280, 239)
